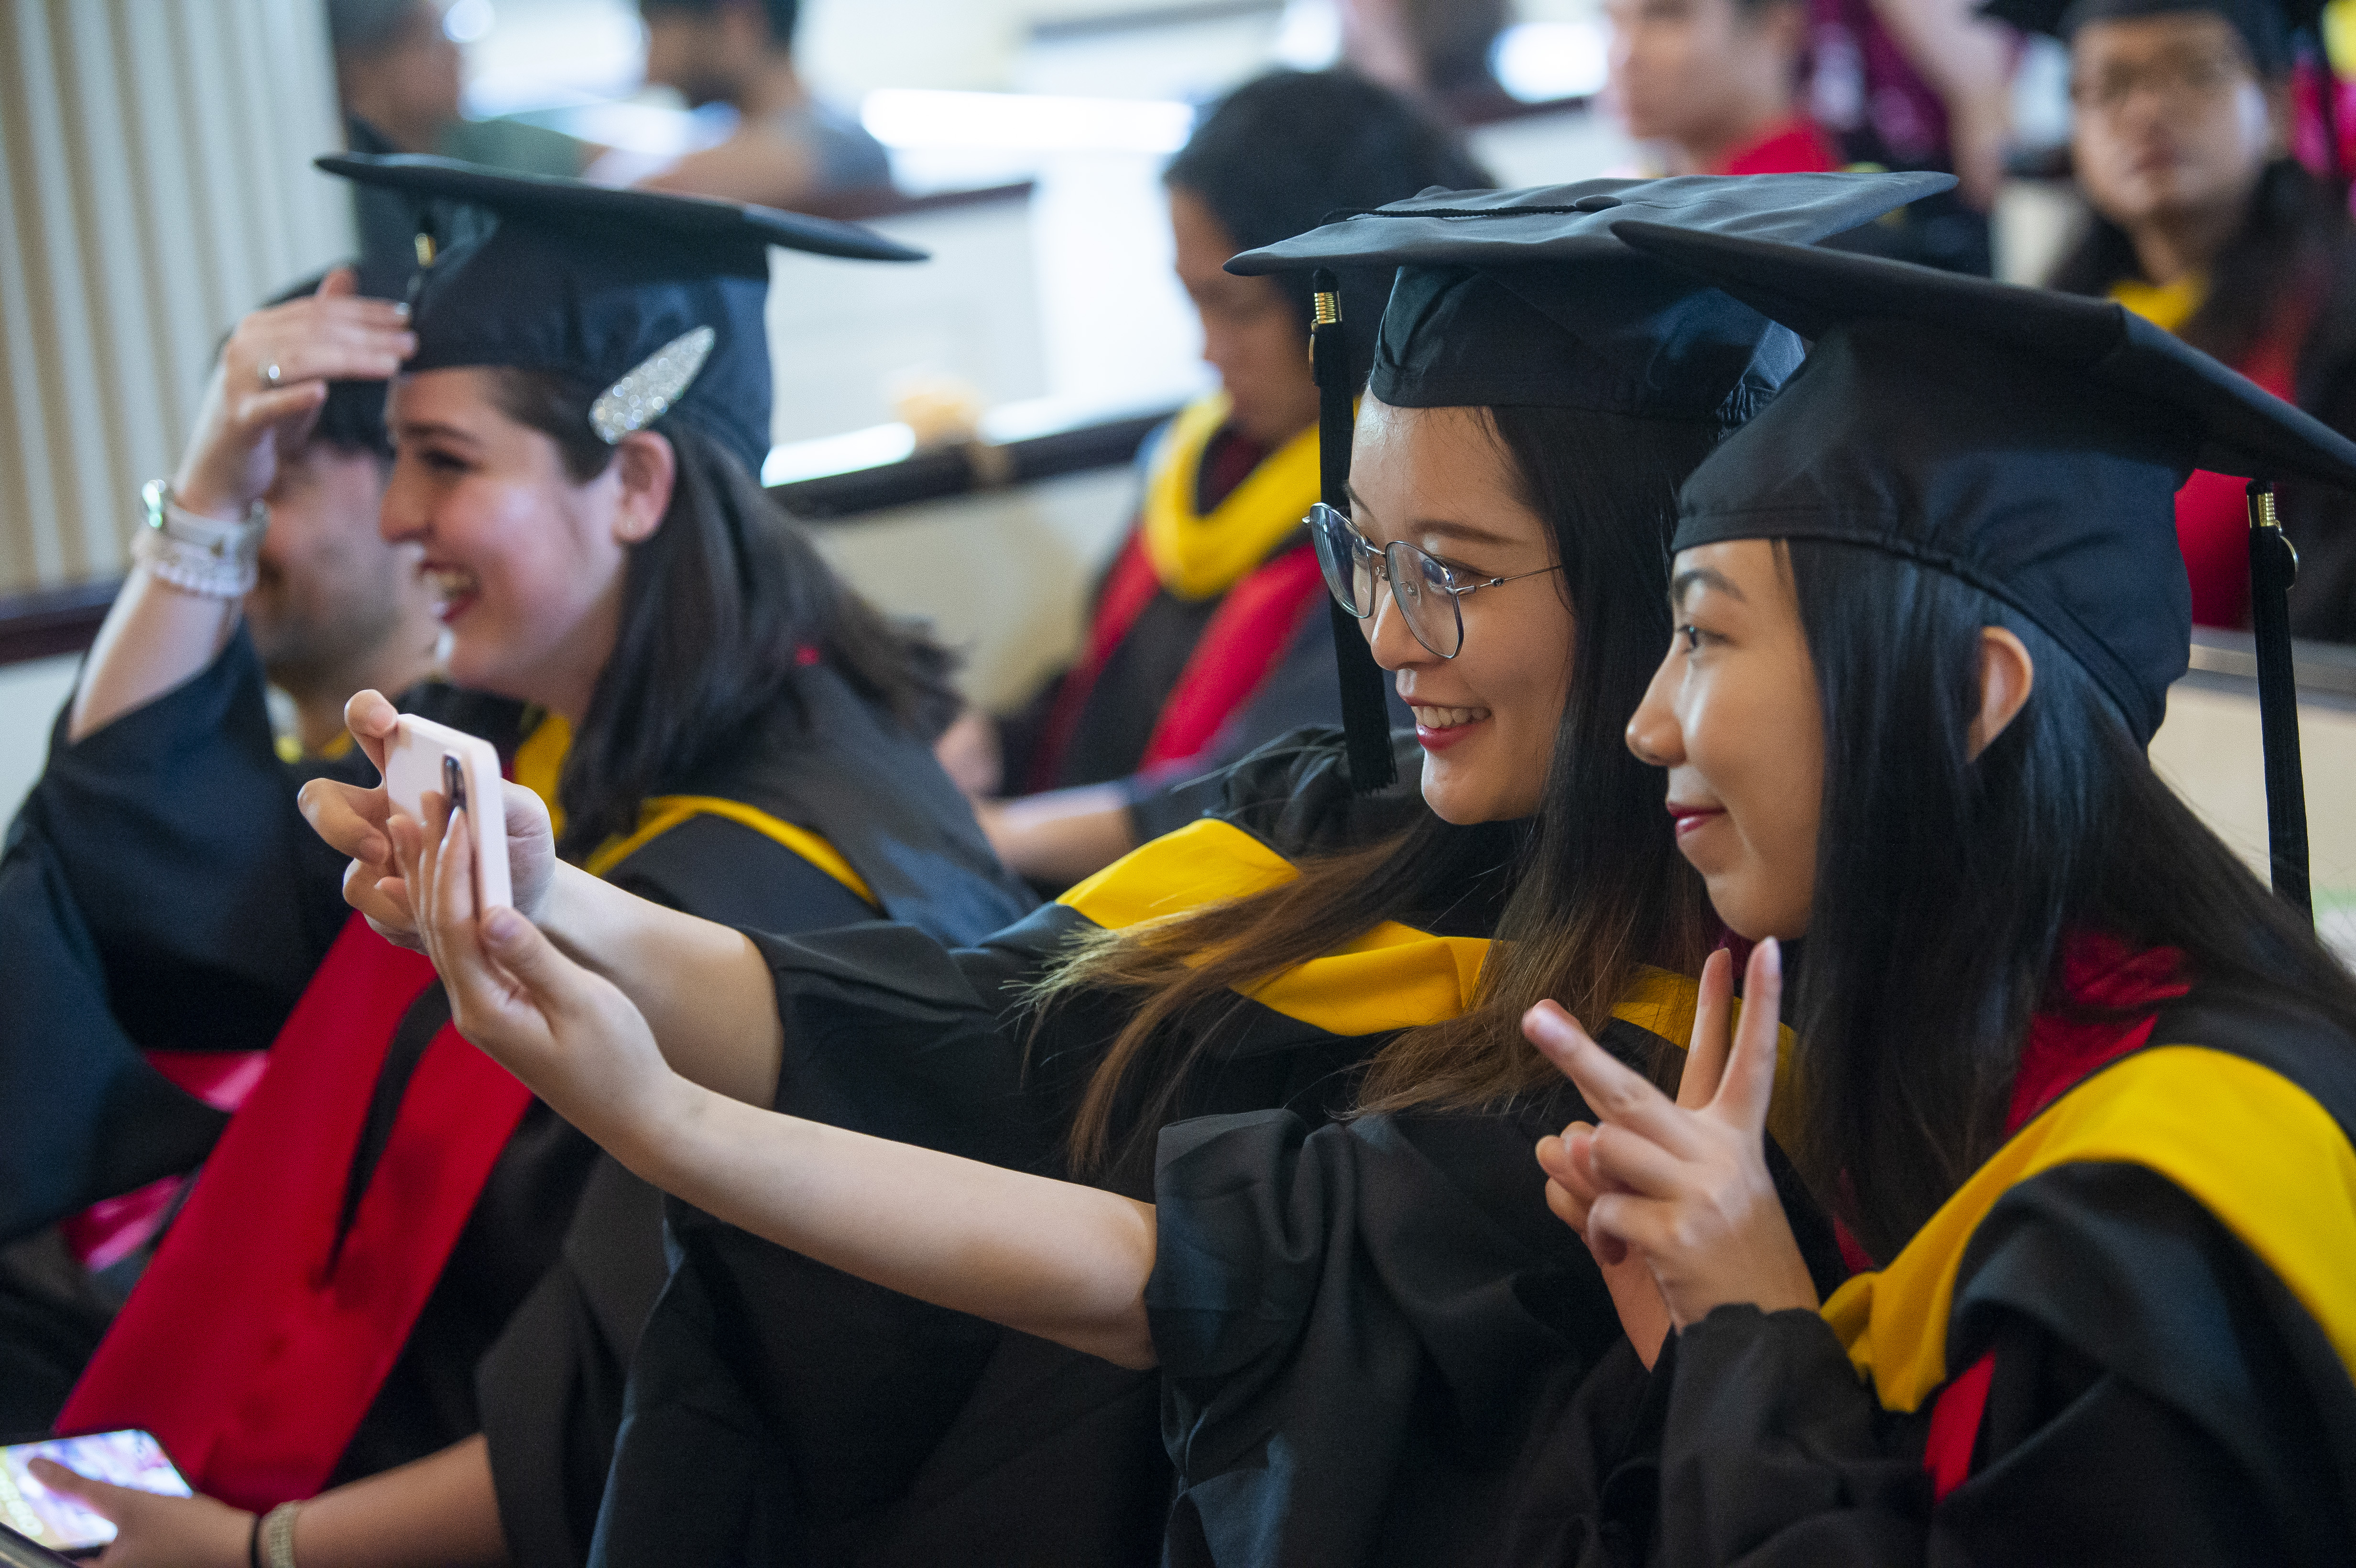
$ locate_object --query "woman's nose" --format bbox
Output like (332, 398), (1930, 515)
(1364, 579), (1428, 672)
(1625, 653), (1686, 768)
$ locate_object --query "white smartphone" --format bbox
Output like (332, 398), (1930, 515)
(0, 1430), (192, 1558)
(382, 712), (512, 911)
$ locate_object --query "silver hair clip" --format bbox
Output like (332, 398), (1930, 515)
(589, 326), (716, 446)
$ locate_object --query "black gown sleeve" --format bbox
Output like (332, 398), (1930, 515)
(589, 905), (1151, 1568)
(1145, 1101), (1630, 1568)
(475, 822), (884, 1568)
(1628, 1163), (2356, 1568)
(19, 633), (358, 1058)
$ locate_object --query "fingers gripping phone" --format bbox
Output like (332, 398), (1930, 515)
(382, 713), (512, 911)
(0, 1430), (191, 1557)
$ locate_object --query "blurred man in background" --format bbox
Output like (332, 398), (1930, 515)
(0, 268), (438, 1437)
(634, 0), (893, 207)
(1606, 0), (1847, 172)
(329, 0), (589, 174)
(2042, 0), (2356, 638)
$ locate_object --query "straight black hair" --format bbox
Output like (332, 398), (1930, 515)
(1045, 402), (1723, 1181)
(1785, 540), (2356, 1261)
(638, 0), (801, 46)
(491, 373), (961, 861)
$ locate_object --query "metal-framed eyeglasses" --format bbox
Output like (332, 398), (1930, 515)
(1307, 501), (1561, 660)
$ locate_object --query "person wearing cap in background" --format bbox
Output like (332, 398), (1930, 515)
(964, 70), (1475, 891)
(322, 169), (1944, 1568)
(630, 0), (892, 208)
(0, 266), (441, 1442)
(27, 158), (1031, 1568)
(2023, 0), (2356, 639)
(1520, 224), (2356, 1560)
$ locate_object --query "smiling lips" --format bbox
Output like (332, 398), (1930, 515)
(1668, 801), (1726, 838)
(1412, 704), (1490, 751)
(421, 564), (480, 623)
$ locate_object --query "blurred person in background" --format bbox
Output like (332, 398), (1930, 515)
(633, 0), (893, 207)
(1606, 0), (1851, 172)
(2039, 0), (2356, 637)
(330, 0), (591, 174)
(242, 279), (445, 762)
(1606, 0), (2009, 270)
(956, 69), (1483, 890)
(0, 267), (439, 1439)
(1341, 0), (1515, 116)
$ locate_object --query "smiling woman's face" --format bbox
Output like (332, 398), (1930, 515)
(1625, 537), (1824, 939)
(379, 367), (636, 720)
(1346, 396), (1574, 825)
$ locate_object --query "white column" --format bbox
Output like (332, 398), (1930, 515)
(0, 0), (352, 595)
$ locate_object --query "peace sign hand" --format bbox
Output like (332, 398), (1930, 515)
(1527, 939), (1818, 1345)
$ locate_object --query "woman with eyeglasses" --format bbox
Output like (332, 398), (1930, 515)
(314, 174), (1943, 1567)
(2017, 0), (2356, 639)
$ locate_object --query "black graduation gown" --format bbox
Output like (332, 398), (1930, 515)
(1579, 988), (2356, 1567)
(21, 634), (1031, 1551)
(1143, 1087), (1849, 1568)
(591, 730), (1484, 1567)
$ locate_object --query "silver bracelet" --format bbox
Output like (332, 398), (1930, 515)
(135, 479), (264, 598)
(259, 1501), (301, 1568)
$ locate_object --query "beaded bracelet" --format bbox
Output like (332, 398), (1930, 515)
(136, 478), (264, 599)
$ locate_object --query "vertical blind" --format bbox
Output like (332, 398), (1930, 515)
(0, 0), (351, 596)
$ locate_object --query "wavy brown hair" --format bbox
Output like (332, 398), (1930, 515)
(1040, 403), (1723, 1178)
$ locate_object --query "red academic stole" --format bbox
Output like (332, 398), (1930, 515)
(1918, 936), (2192, 1498)
(1027, 534), (1327, 790)
(57, 915), (534, 1511)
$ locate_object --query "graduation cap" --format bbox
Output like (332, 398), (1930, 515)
(1223, 170), (1956, 791)
(1612, 220), (2356, 916)
(1983, 0), (2316, 75)
(316, 154), (925, 475)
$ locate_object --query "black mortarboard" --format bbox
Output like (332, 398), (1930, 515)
(1614, 221), (2356, 910)
(1222, 171), (1954, 789)
(316, 154), (924, 474)
(1984, 0), (2314, 74)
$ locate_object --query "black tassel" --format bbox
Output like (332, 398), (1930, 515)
(2247, 480), (2312, 920)
(1310, 267), (1396, 793)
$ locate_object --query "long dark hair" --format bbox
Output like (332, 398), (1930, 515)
(2050, 156), (2346, 372)
(1785, 540), (2356, 1261)
(1041, 404), (1724, 1179)
(490, 372), (961, 860)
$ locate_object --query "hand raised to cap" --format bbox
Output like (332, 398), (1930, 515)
(1526, 938), (1819, 1351)
(174, 267), (416, 522)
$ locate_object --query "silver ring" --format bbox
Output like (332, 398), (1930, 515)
(262, 362), (282, 388)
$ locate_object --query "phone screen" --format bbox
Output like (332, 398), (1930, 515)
(0, 1432), (191, 1554)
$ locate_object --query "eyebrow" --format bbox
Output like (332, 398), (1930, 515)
(394, 420), (480, 447)
(1670, 565), (1745, 607)
(1341, 488), (1523, 551)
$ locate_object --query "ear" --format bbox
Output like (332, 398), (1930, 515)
(609, 431), (676, 547)
(1965, 626), (2035, 759)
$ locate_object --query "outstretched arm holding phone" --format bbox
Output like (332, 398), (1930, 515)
(379, 791), (1162, 1371)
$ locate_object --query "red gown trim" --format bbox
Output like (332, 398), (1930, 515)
(58, 915), (534, 1511)
(1921, 933), (2191, 1499)
(1137, 544), (1327, 772)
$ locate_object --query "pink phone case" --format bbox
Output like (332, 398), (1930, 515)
(382, 713), (513, 911)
